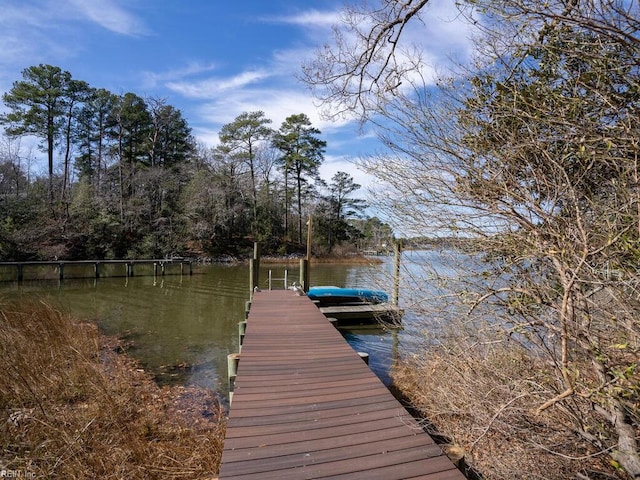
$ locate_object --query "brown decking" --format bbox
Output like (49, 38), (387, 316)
(218, 290), (464, 480)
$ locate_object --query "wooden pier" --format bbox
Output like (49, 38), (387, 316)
(0, 258), (193, 282)
(219, 289), (464, 479)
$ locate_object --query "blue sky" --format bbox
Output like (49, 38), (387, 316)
(0, 0), (474, 190)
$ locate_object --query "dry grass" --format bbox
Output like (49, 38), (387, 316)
(0, 300), (225, 479)
(392, 340), (629, 480)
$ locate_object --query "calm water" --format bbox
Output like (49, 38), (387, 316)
(0, 253), (447, 401)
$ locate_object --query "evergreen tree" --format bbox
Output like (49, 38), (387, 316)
(1, 64), (72, 198)
(322, 171), (366, 251)
(219, 111), (273, 235)
(272, 113), (326, 243)
(75, 88), (119, 192)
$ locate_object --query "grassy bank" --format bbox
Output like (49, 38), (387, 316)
(392, 342), (630, 480)
(0, 301), (225, 479)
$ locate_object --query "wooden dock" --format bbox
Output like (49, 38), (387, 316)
(219, 290), (464, 479)
(0, 258), (193, 282)
(319, 303), (404, 323)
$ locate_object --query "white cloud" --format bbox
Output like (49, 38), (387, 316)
(195, 88), (318, 127)
(67, 0), (149, 36)
(167, 70), (274, 99)
(320, 154), (376, 192)
(0, 0), (149, 89)
(270, 9), (341, 28)
(410, 0), (475, 64)
(141, 62), (218, 89)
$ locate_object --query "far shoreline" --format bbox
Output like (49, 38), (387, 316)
(257, 254), (385, 265)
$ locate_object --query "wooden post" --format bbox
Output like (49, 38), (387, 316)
(305, 215), (312, 291)
(393, 241), (402, 306)
(59, 263), (64, 281)
(238, 321), (247, 349)
(94, 262), (100, 279)
(253, 242), (260, 291)
(306, 214), (312, 261)
(227, 352), (241, 402)
(299, 259), (308, 291)
(227, 353), (240, 378)
(249, 259), (256, 299)
(17, 264), (23, 283)
(189, 261), (193, 275)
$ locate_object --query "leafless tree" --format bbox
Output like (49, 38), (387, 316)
(303, 1), (640, 477)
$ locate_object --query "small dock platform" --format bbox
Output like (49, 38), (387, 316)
(219, 290), (464, 479)
(319, 303), (404, 323)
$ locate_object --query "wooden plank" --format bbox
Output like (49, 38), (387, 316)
(218, 290), (464, 480)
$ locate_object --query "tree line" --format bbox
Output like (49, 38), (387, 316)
(0, 64), (393, 260)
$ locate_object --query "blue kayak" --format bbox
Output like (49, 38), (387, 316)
(307, 286), (388, 305)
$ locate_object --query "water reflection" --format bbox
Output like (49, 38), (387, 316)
(0, 253), (448, 400)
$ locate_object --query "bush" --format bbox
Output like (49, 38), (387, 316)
(392, 337), (631, 480)
(0, 301), (225, 479)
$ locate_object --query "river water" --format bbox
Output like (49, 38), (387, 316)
(0, 252), (444, 401)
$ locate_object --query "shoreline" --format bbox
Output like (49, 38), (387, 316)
(258, 254), (385, 265)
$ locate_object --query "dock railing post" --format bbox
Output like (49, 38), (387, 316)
(299, 259), (307, 291)
(253, 242), (260, 290)
(250, 242), (260, 299)
(303, 214), (312, 291)
(227, 352), (240, 403)
(249, 259), (256, 299)
(393, 241), (402, 306)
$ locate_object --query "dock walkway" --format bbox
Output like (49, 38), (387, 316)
(219, 289), (464, 479)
